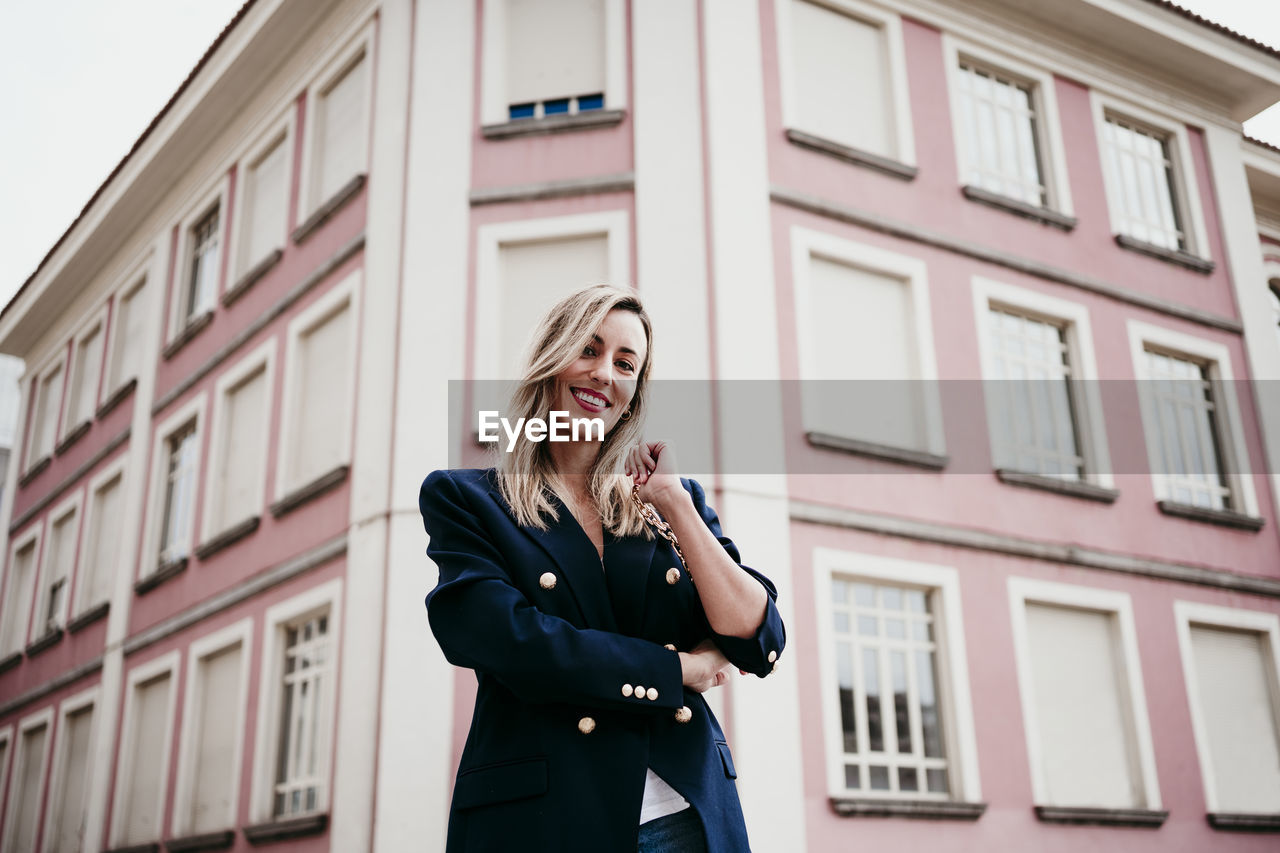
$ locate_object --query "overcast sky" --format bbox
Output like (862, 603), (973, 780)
(2, 0), (1279, 312)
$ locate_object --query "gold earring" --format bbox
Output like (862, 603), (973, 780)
(619, 408), (632, 421)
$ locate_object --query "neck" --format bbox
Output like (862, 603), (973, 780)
(547, 440), (600, 484)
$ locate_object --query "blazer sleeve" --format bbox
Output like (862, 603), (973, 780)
(420, 469), (685, 714)
(684, 477), (788, 678)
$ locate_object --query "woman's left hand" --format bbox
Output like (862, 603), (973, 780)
(625, 440), (682, 504)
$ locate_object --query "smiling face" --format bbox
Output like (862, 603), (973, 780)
(552, 308), (648, 436)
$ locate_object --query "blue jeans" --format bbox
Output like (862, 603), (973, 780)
(637, 808), (708, 853)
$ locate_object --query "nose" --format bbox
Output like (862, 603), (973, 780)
(588, 357), (613, 386)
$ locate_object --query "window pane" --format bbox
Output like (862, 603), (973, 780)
(317, 56), (367, 203)
(0, 541), (38, 653)
(1145, 349), (1230, 509)
(68, 326), (104, 425)
(109, 281), (147, 390)
(292, 304), (352, 487)
(187, 207), (220, 320)
(191, 644), (242, 832)
(1105, 116), (1183, 250)
(214, 367), (267, 532)
(11, 723), (49, 852)
(506, 0), (606, 108)
(50, 705), (94, 853)
(160, 425), (198, 564)
(85, 474), (123, 606)
(122, 673), (170, 843)
(243, 138), (287, 272)
(30, 365), (65, 462)
(274, 612), (331, 817)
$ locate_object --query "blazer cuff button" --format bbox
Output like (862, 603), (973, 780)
(539, 572), (557, 590)
(578, 716), (596, 734)
(622, 684), (634, 698)
(666, 567), (681, 585)
(674, 706), (693, 724)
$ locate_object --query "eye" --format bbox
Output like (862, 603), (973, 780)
(582, 345), (597, 357)
(616, 360), (635, 373)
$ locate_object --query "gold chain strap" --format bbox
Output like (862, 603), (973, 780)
(630, 483), (687, 570)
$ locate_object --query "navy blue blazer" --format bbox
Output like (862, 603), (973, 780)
(419, 468), (786, 852)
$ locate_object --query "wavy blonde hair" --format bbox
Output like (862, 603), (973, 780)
(495, 284), (657, 537)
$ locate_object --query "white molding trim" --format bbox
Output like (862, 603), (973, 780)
(1172, 600), (1280, 815)
(40, 684), (100, 853)
(473, 210), (631, 379)
(201, 338), (277, 542)
(139, 392), (208, 579)
(34, 489), (84, 638)
(109, 649), (181, 848)
(812, 547), (982, 802)
(275, 268), (361, 498)
(74, 455), (129, 617)
(22, 349), (69, 473)
(774, 0), (916, 166)
(1089, 89), (1213, 260)
(61, 305), (110, 438)
(171, 617), (253, 838)
(970, 275), (1114, 487)
(226, 108), (296, 283)
(940, 33), (1074, 215)
(1006, 577), (1162, 809)
(1125, 319), (1260, 517)
(1, 705), (55, 853)
(296, 19), (376, 224)
(249, 577), (343, 823)
(1, 522), (45, 656)
(789, 225), (946, 455)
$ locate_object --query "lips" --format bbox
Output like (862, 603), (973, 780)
(570, 387), (610, 411)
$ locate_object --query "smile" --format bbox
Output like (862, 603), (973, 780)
(571, 387), (610, 410)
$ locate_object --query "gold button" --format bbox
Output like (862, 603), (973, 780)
(666, 567), (681, 585)
(634, 685), (645, 699)
(768, 650), (778, 663)
(578, 716), (596, 734)
(622, 684), (634, 698)
(674, 706), (692, 724)
(664, 644), (676, 651)
(646, 687), (658, 701)
(539, 572), (557, 590)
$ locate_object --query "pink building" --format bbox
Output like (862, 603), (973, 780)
(0, 1), (1278, 851)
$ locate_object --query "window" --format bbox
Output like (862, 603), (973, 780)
(791, 228), (945, 457)
(144, 395), (206, 576)
(3, 712), (52, 853)
(25, 360), (65, 468)
(0, 531), (41, 655)
(1270, 281), (1280, 353)
(1174, 602), (1280, 817)
(955, 63), (1043, 205)
(185, 205), (221, 324)
(174, 621), (250, 836)
(112, 654), (178, 847)
(279, 274), (359, 494)
(302, 38), (370, 217)
(65, 321), (104, 429)
(205, 343), (274, 538)
(251, 580), (342, 822)
(45, 691), (97, 853)
(481, 0), (625, 126)
(37, 500), (79, 637)
(107, 276), (148, 393)
(815, 550), (982, 803)
(1008, 579), (1161, 812)
(236, 132), (289, 277)
(777, 0), (914, 165)
(79, 464), (124, 612)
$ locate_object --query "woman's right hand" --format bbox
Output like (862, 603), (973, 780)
(678, 639), (734, 693)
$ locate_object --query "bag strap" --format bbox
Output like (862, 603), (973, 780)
(630, 483), (687, 571)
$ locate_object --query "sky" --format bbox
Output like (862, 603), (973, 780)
(1, 0), (1279, 313)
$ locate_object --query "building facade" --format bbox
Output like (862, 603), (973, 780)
(0, 1), (1279, 851)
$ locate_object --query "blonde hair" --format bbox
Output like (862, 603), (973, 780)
(495, 284), (656, 537)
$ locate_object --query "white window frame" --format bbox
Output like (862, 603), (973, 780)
(1, 706), (55, 853)
(62, 306), (109, 439)
(970, 276), (1113, 487)
(168, 179), (229, 344)
(172, 618), (253, 837)
(227, 110), (296, 282)
(474, 211), (631, 380)
(480, 0), (627, 127)
(296, 22), (375, 222)
(75, 455), (128, 617)
(1172, 600), (1280, 816)
(34, 490), (83, 639)
(941, 35), (1073, 215)
(789, 226), (946, 456)
(1125, 320), (1259, 517)
(22, 350), (68, 472)
(276, 271), (361, 498)
(109, 650), (180, 848)
(0, 725), (12, 839)
(1090, 91), (1211, 259)
(1, 524), (45, 655)
(1007, 577), (1162, 810)
(140, 394), (207, 577)
(104, 255), (154, 399)
(249, 578), (343, 823)
(812, 548), (981, 802)
(40, 684), (99, 853)
(775, 0), (917, 166)
(201, 339), (277, 543)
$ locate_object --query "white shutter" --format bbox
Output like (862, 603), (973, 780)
(50, 706), (94, 853)
(243, 140), (287, 272)
(85, 475), (123, 606)
(216, 368), (267, 531)
(791, 0), (893, 156)
(122, 673), (170, 843)
(293, 304), (352, 487)
(1025, 603), (1138, 807)
(191, 644), (242, 832)
(1190, 625), (1280, 812)
(317, 56), (367, 204)
(110, 283), (146, 390)
(69, 326), (103, 424)
(506, 0), (605, 106)
(498, 234), (609, 379)
(10, 724), (48, 853)
(806, 257), (924, 448)
(31, 365), (64, 461)
(0, 541), (37, 654)
(43, 510), (78, 630)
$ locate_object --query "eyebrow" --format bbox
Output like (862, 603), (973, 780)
(592, 334), (640, 358)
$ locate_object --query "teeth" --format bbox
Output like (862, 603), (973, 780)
(572, 389), (607, 407)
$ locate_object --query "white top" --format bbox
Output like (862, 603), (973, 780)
(639, 767), (691, 824)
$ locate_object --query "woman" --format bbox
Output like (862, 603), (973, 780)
(419, 285), (786, 852)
